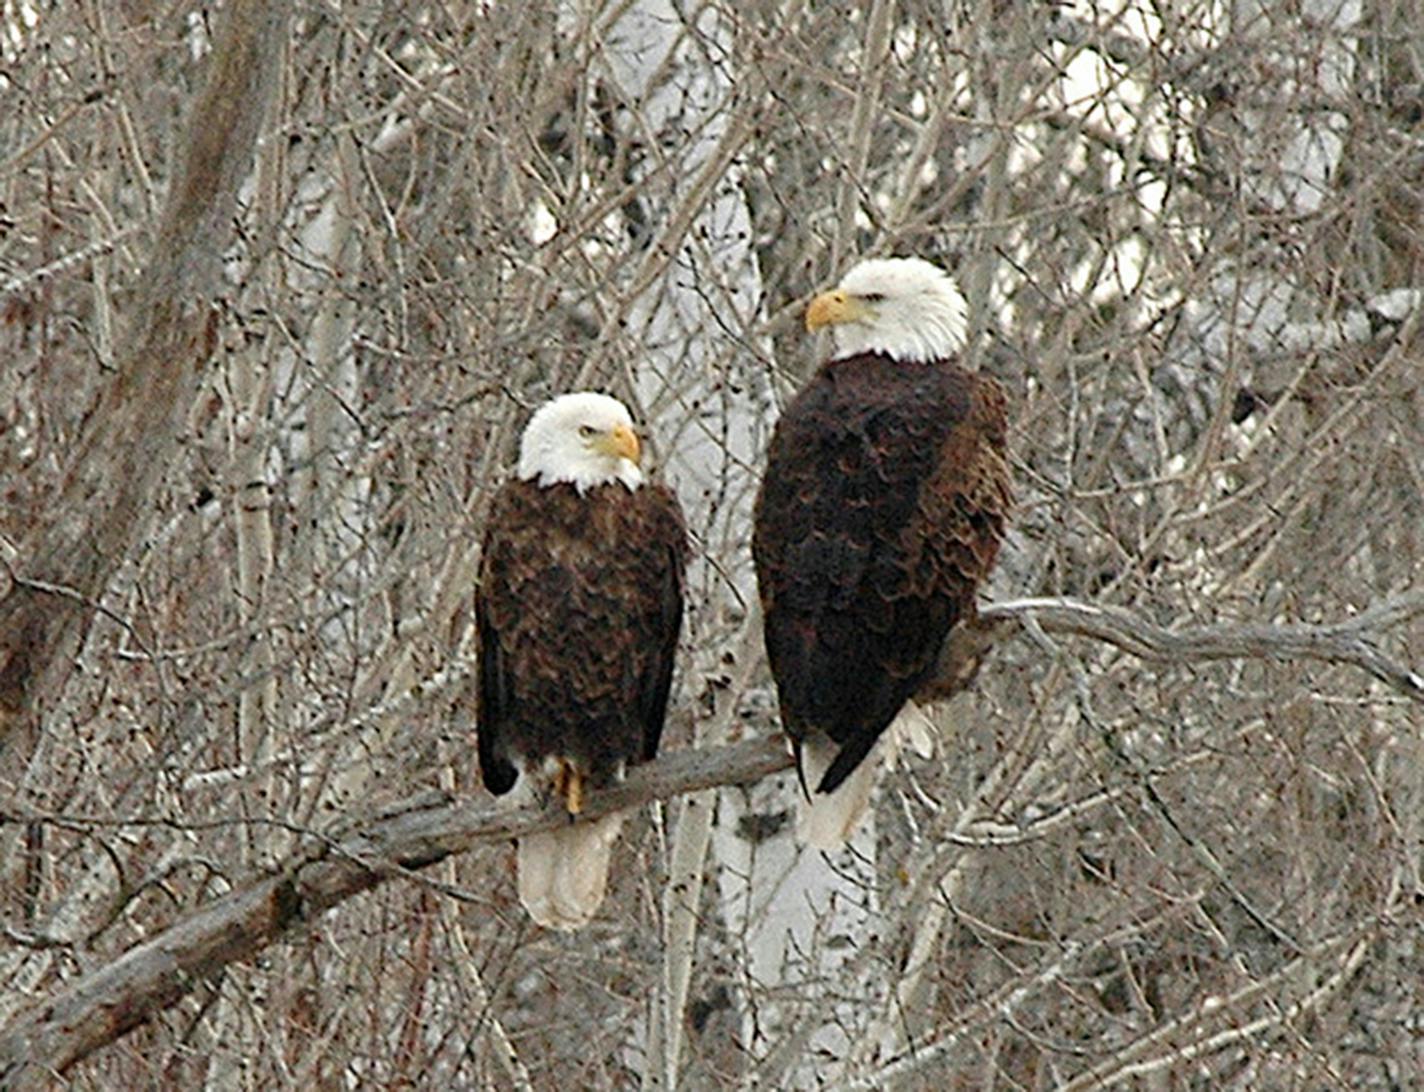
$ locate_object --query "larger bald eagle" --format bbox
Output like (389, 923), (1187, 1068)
(753, 257), (1012, 848)
(477, 392), (687, 929)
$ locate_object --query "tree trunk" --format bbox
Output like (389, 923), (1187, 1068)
(0, 2), (290, 732)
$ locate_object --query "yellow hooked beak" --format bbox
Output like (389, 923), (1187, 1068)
(805, 289), (872, 331)
(595, 422), (642, 466)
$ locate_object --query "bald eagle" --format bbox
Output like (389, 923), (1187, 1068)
(477, 392), (687, 929)
(752, 258), (1012, 848)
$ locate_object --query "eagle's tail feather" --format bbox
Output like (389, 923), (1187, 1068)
(796, 735), (880, 850)
(797, 705), (925, 849)
(516, 811), (624, 931)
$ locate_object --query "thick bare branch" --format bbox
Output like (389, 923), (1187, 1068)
(0, 737), (791, 1086)
(6, 583), (1419, 1082)
(1, 577), (1418, 1083)
(0, 2), (289, 726)
(4, 0), (1421, 1084)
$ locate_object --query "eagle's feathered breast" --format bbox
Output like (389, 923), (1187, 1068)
(477, 478), (687, 798)
(753, 350), (1010, 793)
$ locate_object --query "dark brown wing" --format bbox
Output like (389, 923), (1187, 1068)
(630, 484), (687, 762)
(476, 487), (523, 797)
(907, 381), (1012, 702)
(476, 479), (687, 795)
(752, 352), (1010, 793)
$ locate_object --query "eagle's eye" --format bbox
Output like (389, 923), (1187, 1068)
(578, 424), (596, 438)
(862, 292), (886, 303)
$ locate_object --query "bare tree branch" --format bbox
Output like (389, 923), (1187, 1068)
(5, 1), (1421, 1085)
(0, 737), (792, 1087)
(4, 585), (1420, 1082)
(855, 918), (1381, 1091)
(980, 594), (1424, 704)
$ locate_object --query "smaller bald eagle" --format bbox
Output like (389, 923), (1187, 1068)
(753, 258), (1012, 848)
(477, 392), (687, 930)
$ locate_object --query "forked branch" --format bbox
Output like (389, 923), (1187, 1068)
(980, 593), (1424, 704)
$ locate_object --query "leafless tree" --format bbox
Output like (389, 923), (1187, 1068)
(2, 1), (1421, 1088)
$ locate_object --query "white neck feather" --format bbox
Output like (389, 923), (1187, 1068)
(519, 457), (643, 495)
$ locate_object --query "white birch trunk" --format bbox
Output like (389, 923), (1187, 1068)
(591, 3), (890, 1084)
(195, 75), (461, 1088)
(588, 5), (773, 1083)
(1178, 0), (1362, 427)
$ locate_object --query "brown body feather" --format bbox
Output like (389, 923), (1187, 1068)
(477, 479), (687, 806)
(753, 350), (1011, 797)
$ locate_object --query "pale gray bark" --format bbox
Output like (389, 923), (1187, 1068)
(0, 1), (289, 725)
(0, 736), (792, 1088)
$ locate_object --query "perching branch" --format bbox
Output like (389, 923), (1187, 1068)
(979, 593), (1424, 704)
(0, 737), (792, 1087)
(3, 592), (1420, 1082)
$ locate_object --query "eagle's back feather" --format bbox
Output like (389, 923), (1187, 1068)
(753, 351), (1010, 804)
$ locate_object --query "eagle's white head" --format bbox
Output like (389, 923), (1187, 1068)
(805, 256), (967, 363)
(518, 391), (644, 493)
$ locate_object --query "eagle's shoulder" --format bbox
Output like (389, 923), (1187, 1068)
(482, 477), (562, 555)
(629, 481), (689, 558)
(909, 364), (1013, 590)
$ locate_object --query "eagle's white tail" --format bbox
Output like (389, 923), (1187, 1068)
(516, 811), (625, 931)
(796, 703), (936, 850)
(797, 734), (879, 849)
